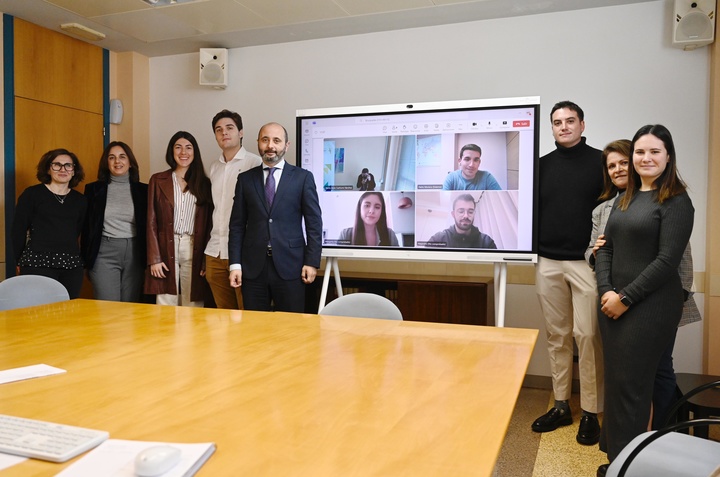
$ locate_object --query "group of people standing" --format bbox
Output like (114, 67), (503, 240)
(10, 100), (697, 473)
(11, 110), (322, 314)
(532, 101), (696, 476)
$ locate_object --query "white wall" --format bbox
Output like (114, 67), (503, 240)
(148, 0), (708, 374)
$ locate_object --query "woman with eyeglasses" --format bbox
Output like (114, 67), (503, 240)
(82, 142), (148, 302)
(11, 148), (87, 298)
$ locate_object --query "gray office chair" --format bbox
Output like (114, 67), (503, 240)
(606, 420), (720, 477)
(607, 379), (720, 477)
(0, 275), (70, 311)
(320, 293), (403, 321)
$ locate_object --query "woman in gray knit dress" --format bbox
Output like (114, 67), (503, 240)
(594, 125), (694, 469)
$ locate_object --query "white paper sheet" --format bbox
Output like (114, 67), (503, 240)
(55, 439), (215, 477)
(0, 364), (66, 385)
(0, 453), (27, 472)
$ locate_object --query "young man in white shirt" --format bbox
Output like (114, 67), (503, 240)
(204, 109), (262, 309)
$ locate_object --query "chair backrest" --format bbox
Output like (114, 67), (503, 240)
(664, 377), (720, 427)
(0, 275), (70, 311)
(320, 293), (403, 321)
(606, 420), (720, 477)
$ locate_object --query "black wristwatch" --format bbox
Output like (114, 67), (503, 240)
(618, 293), (632, 307)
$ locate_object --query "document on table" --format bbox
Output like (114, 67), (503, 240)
(0, 453), (26, 472)
(0, 364), (66, 384)
(55, 439), (216, 477)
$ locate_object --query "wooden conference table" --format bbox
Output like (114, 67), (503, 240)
(0, 299), (537, 476)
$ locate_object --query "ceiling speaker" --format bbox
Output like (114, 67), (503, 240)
(200, 48), (228, 89)
(672, 0), (716, 50)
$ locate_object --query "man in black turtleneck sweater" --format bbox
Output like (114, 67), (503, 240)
(531, 101), (605, 449)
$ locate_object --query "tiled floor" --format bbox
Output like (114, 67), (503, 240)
(495, 388), (605, 477)
(493, 387), (546, 476)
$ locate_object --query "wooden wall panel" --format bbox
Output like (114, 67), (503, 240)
(13, 18), (103, 114)
(706, 21), (720, 374)
(6, 17), (105, 293)
(14, 97), (102, 198)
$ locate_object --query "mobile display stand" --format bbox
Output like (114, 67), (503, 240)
(317, 253), (530, 328)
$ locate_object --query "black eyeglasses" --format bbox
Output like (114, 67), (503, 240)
(50, 162), (75, 171)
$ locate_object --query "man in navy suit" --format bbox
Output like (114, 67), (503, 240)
(228, 122), (322, 312)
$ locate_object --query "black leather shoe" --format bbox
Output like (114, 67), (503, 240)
(531, 407), (572, 432)
(577, 414), (601, 445)
(597, 464), (609, 477)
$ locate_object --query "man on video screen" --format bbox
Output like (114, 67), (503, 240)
(356, 168), (376, 191)
(442, 144), (502, 191)
(425, 194), (496, 249)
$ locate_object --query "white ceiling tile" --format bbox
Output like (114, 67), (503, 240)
(43, 0), (153, 17)
(93, 9), (204, 42)
(159, 0), (270, 34)
(432, 0), (491, 4)
(235, 0), (349, 25)
(332, 0), (434, 16)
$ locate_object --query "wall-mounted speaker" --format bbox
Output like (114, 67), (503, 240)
(200, 48), (228, 89)
(109, 99), (123, 124)
(672, 0), (716, 50)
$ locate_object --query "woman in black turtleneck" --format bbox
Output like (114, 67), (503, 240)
(82, 141), (148, 302)
(12, 149), (87, 298)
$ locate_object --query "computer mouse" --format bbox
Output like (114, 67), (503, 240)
(134, 445), (182, 477)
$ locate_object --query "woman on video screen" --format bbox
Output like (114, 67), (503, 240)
(338, 192), (399, 246)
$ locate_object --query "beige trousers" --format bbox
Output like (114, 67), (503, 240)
(157, 234), (203, 308)
(535, 257), (604, 413)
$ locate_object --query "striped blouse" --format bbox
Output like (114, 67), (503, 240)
(172, 172), (197, 236)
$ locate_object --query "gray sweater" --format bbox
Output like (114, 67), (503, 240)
(595, 190), (694, 305)
(103, 173), (136, 238)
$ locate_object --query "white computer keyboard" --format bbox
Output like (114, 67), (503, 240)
(0, 414), (109, 462)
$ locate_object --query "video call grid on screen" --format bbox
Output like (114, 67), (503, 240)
(296, 97), (540, 263)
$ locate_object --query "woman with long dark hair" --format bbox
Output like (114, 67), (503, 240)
(594, 125), (694, 474)
(145, 131), (212, 306)
(12, 149), (87, 298)
(82, 141), (148, 302)
(338, 192), (398, 246)
(587, 138), (700, 431)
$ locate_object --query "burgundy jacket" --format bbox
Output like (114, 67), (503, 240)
(144, 169), (212, 301)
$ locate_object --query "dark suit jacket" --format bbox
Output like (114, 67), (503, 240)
(144, 169), (212, 300)
(228, 162), (322, 281)
(81, 180), (148, 269)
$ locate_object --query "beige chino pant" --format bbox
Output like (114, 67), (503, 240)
(535, 257), (604, 413)
(157, 234), (203, 308)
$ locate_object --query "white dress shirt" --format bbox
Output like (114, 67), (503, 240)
(204, 146), (262, 259)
